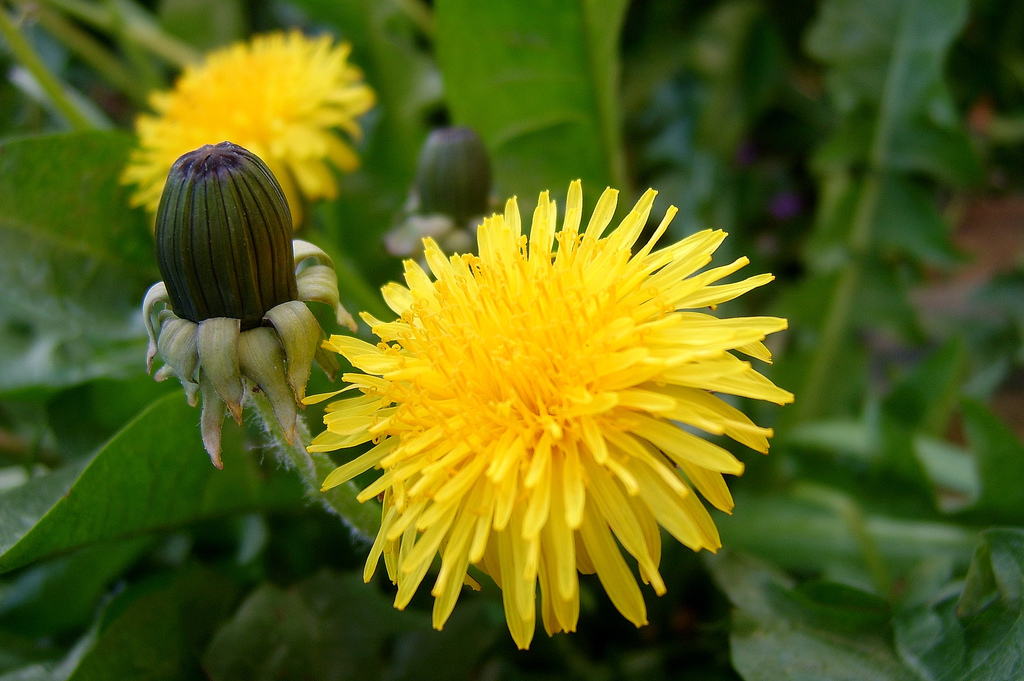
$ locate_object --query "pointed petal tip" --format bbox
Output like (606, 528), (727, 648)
(282, 421), (297, 445)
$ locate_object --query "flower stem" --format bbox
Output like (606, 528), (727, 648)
(249, 391), (381, 541)
(795, 172), (880, 422)
(0, 6), (93, 130)
(32, 3), (148, 105)
(30, 0), (199, 68)
(794, 482), (892, 596)
(796, 2), (917, 423)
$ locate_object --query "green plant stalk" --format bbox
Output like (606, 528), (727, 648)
(100, 0), (161, 96)
(794, 483), (892, 596)
(0, 6), (93, 130)
(250, 391), (381, 541)
(396, 0), (435, 39)
(797, 2), (914, 422)
(33, 4), (148, 105)
(796, 173), (881, 421)
(33, 0), (199, 67)
(582, 0), (629, 192)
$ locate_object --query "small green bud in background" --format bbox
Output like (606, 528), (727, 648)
(414, 126), (492, 224)
(144, 142), (355, 468)
(387, 127), (493, 261)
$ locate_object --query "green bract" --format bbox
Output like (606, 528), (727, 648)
(143, 142), (354, 467)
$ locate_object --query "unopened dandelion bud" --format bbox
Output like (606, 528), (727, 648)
(143, 142), (354, 467)
(155, 142), (298, 330)
(414, 126), (492, 224)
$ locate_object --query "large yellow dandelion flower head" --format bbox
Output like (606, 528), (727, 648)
(309, 181), (793, 649)
(122, 30), (375, 227)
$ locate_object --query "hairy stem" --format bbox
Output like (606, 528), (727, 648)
(250, 391), (381, 541)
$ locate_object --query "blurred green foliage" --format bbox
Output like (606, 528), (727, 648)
(0, 0), (1022, 678)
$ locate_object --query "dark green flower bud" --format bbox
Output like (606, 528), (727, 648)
(414, 127), (491, 224)
(155, 142), (298, 331)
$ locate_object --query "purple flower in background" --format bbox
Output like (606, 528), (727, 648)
(769, 191), (804, 221)
(735, 140), (757, 167)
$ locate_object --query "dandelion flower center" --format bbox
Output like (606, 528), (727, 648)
(310, 181), (793, 650)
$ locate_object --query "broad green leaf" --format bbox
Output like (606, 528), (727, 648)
(435, 0), (629, 201)
(960, 401), (1024, 523)
(203, 584), (319, 680)
(876, 176), (960, 266)
(64, 565), (239, 681)
(0, 631), (60, 677)
(204, 571), (420, 681)
(708, 550), (915, 681)
(807, 173), (961, 267)
(795, 0), (976, 422)
(787, 419), (876, 460)
(773, 259), (920, 339)
(884, 339), (966, 437)
(719, 493), (979, 579)
(877, 339), (967, 490)
(45, 374), (177, 459)
(0, 538), (149, 638)
(895, 529), (1024, 681)
(385, 600), (504, 681)
(0, 393), (301, 573)
(977, 271), (1024, 331)
(0, 132), (155, 396)
(805, 0), (978, 184)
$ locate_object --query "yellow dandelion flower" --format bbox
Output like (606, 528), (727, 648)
(308, 181), (793, 649)
(122, 30), (375, 227)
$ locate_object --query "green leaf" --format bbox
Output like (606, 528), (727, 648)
(877, 339), (967, 490)
(689, 1), (785, 155)
(157, 0), (246, 51)
(786, 419), (876, 460)
(806, 172), (960, 269)
(794, 0), (977, 422)
(203, 584), (319, 680)
(708, 550), (915, 681)
(204, 571), (421, 681)
(894, 529), (1024, 681)
(805, 0), (978, 184)
(874, 176), (962, 267)
(45, 374), (177, 459)
(884, 339), (966, 437)
(0, 132), (156, 396)
(385, 599), (504, 681)
(0, 538), (150, 637)
(0, 631), (61, 677)
(435, 0), (629, 201)
(63, 565), (240, 681)
(718, 493), (979, 579)
(0, 393), (301, 574)
(960, 400), (1024, 523)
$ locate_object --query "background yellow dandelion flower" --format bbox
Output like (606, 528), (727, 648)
(122, 30), (375, 227)
(309, 181), (793, 649)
